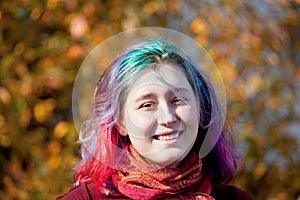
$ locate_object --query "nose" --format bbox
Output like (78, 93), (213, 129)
(157, 103), (177, 127)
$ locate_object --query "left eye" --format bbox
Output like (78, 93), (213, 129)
(172, 98), (184, 105)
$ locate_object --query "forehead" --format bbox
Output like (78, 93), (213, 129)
(150, 63), (187, 80)
(128, 63), (193, 95)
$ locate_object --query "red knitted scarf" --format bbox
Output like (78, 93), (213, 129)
(103, 144), (215, 199)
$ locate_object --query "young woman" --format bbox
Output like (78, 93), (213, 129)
(57, 39), (254, 200)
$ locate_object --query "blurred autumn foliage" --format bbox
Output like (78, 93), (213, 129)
(0, 0), (300, 199)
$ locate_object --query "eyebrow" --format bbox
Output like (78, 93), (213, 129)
(172, 87), (191, 93)
(133, 87), (191, 103)
(134, 93), (156, 103)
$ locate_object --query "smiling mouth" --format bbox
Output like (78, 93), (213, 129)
(153, 131), (182, 141)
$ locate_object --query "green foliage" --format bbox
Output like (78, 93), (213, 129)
(0, 0), (299, 199)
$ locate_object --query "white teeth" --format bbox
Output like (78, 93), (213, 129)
(157, 132), (179, 141)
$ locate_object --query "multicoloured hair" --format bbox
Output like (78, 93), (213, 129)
(74, 40), (238, 191)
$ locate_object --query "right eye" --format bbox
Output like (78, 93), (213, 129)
(139, 102), (155, 111)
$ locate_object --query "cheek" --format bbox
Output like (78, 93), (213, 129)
(124, 109), (154, 137)
(135, 114), (153, 127)
(179, 105), (199, 121)
(125, 110), (153, 128)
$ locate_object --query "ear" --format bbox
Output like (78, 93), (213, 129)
(116, 119), (128, 137)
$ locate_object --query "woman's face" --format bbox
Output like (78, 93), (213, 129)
(120, 63), (199, 167)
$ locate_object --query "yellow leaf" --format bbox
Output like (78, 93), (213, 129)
(47, 141), (61, 155)
(54, 121), (69, 138)
(0, 87), (11, 105)
(70, 14), (89, 38)
(143, 1), (161, 15)
(34, 99), (56, 123)
(190, 18), (209, 36)
(253, 162), (267, 180)
(218, 60), (237, 84)
(47, 155), (61, 170)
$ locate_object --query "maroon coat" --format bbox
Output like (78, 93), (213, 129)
(57, 181), (254, 200)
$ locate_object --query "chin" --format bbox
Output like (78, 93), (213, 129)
(146, 149), (186, 167)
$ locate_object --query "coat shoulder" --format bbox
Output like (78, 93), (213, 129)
(211, 184), (254, 200)
(56, 181), (99, 200)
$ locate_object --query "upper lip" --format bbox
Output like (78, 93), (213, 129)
(153, 130), (180, 137)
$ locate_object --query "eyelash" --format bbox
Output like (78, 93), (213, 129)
(139, 102), (156, 111)
(172, 97), (186, 105)
(138, 97), (186, 110)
